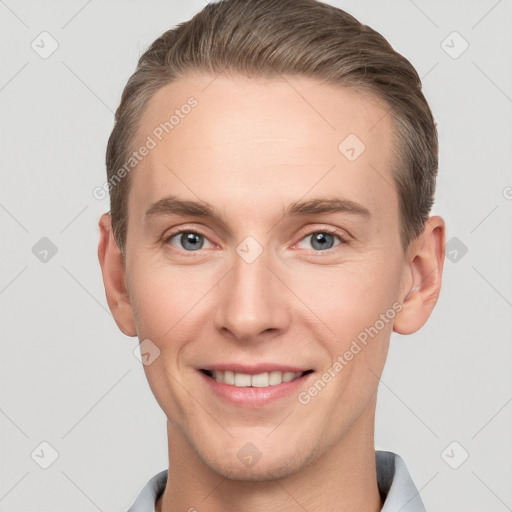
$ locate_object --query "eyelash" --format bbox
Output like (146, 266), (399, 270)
(163, 227), (347, 255)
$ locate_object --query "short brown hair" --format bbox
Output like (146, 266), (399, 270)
(106, 0), (438, 255)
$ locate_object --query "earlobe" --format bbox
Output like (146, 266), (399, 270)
(97, 213), (137, 337)
(393, 216), (446, 335)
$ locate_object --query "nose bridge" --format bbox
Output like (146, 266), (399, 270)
(214, 240), (289, 340)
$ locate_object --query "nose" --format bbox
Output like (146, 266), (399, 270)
(213, 245), (291, 343)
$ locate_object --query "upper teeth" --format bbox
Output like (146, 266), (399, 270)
(211, 370), (303, 387)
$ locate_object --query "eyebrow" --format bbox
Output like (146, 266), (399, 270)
(145, 194), (371, 221)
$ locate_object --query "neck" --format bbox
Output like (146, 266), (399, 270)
(157, 401), (382, 512)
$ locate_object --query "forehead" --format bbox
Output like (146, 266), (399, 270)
(128, 73), (398, 224)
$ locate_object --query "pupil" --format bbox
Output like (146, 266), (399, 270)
(311, 233), (334, 250)
(181, 233), (203, 250)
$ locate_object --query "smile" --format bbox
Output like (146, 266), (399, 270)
(201, 369), (313, 387)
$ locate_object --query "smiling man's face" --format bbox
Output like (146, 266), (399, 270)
(99, 73), (441, 482)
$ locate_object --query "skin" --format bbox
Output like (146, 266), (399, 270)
(98, 73), (445, 512)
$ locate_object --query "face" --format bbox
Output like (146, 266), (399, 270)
(102, 73), (437, 481)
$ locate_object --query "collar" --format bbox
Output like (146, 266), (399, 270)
(127, 450), (426, 512)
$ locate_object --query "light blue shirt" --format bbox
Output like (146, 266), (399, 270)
(127, 450), (426, 512)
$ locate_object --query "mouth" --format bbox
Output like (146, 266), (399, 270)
(200, 368), (314, 388)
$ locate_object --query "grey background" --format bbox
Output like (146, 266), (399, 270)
(1, 0), (511, 510)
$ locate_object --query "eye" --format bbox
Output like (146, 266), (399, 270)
(296, 230), (343, 251)
(166, 230), (214, 251)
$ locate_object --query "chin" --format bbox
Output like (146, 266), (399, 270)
(201, 446), (316, 482)
(212, 460), (299, 482)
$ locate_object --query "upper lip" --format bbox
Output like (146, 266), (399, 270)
(200, 363), (313, 375)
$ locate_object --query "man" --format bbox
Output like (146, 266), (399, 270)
(98, 0), (445, 510)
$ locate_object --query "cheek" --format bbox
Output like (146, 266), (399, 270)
(126, 262), (212, 418)
(286, 255), (401, 339)
(127, 258), (213, 340)
(302, 265), (398, 420)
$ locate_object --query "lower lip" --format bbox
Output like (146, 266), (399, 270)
(199, 371), (314, 407)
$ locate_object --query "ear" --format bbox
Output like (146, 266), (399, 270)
(393, 215), (446, 335)
(97, 213), (137, 337)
